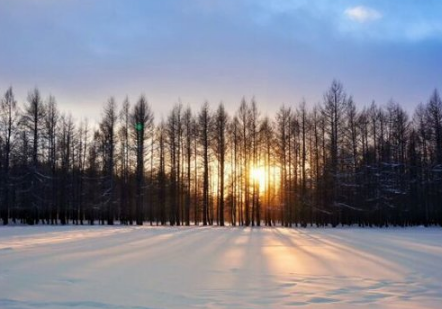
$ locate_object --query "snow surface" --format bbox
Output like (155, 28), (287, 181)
(1, 226), (442, 308)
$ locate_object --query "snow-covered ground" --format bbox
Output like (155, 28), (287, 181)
(1, 226), (442, 309)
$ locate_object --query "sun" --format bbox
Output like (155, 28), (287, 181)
(250, 165), (281, 193)
(250, 166), (266, 189)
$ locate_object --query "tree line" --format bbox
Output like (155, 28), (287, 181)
(0, 80), (441, 227)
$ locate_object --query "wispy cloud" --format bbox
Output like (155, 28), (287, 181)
(344, 6), (382, 23)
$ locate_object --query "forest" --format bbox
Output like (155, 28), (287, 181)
(0, 80), (441, 227)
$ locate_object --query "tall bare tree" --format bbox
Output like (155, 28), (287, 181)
(198, 102), (211, 225)
(213, 103), (229, 226)
(132, 96), (154, 225)
(99, 98), (118, 225)
(0, 87), (18, 225)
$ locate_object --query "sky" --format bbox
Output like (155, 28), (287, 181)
(0, 0), (441, 122)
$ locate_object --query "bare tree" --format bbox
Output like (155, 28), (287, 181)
(183, 107), (193, 226)
(0, 87), (18, 225)
(99, 98), (118, 225)
(322, 80), (349, 226)
(118, 97), (131, 224)
(213, 103), (229, 226)
(132, 96), (154, 225)
(198, 102), (211, 225)
(21, 88), (46, 224)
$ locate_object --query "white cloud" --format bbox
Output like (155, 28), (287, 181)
(345, 6), (382, 23)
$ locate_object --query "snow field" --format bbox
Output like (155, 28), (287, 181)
(1, 226), (442, 308)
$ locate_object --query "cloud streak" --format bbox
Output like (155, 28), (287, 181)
(345, 6), (382, 23)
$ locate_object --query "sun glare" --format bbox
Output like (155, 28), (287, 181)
(249, 165), (281, 194)
(250, 166), (266, 190)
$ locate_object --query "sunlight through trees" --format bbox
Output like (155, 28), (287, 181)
(0, 81), (441, 227)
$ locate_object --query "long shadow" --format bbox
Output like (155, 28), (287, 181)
(1, 226), (204, 266)
(306, 228), (442, 274)
(284, 228), (404, 274)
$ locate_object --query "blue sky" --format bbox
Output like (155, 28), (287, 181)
(0, 0), (441, 120)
